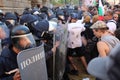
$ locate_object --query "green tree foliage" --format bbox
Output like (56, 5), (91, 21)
(51, 0), (79, 6)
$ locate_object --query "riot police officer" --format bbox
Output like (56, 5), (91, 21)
(0, 25), (36, 80)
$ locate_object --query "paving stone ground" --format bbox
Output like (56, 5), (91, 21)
(68, 57), (95, 80)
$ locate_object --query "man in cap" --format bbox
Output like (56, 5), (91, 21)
(90, 21), (119, 57)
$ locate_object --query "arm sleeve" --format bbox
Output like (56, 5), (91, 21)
(45, 50), (53, 60)
(1, 76), (13, 80)
(0, 57), (14, 80)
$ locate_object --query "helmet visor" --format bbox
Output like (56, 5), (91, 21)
(11, 33), (36, 50)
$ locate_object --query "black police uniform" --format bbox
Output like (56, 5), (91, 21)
(0, 46), (18, 80)
(0, 25), (36, 80)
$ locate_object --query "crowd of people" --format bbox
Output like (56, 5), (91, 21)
(0, 2), (120, 80)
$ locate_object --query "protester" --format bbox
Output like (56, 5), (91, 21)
(67, 13), (87, 75)
(90, 20), (120, 80)
(82, 15), (94, 41)
(113, 13), (119, 22)
(90, 21), (119, 57)
(104, 10), (117, 34)
(92, 15), (99, 23)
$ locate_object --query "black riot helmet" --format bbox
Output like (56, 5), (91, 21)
(11, 25), (36, 51)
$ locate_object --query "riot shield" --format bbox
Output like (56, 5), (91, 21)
(54, 23), (68, 80)
(17, 44), (48, 80)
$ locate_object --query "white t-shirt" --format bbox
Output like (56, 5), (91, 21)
(107, 20), (117, 34)
(67, 22), (85, 48)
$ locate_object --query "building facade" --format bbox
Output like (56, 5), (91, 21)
(0, 0), (43, 14)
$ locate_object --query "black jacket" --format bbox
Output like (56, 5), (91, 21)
(0, 47), (18, 80)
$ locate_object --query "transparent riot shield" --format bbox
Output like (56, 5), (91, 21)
(54, 23), (68, 80)
(17, 44), (48, 80)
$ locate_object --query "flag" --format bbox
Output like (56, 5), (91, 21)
(93, 0), (97, 6)
(98, 0), (104, 16)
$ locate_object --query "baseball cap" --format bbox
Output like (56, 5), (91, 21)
(87, 43), (120, 80)
(90, 21), (108, 29)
